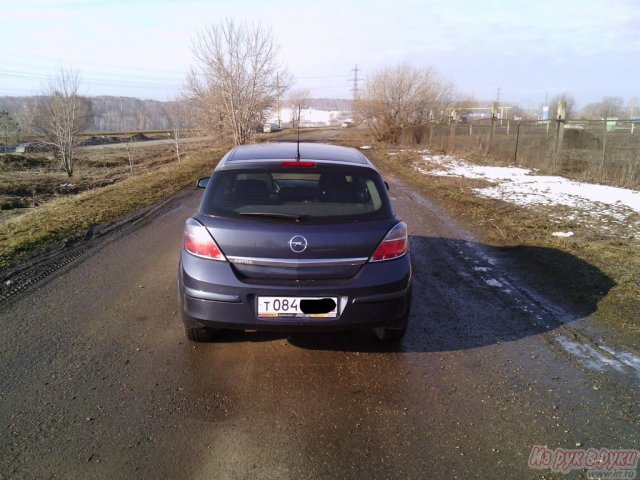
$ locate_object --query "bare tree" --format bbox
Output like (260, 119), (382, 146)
(111, 101), (135, 172)
(549, 93), (576, 120)
(123, 118), (136, 172)
(580, 96), (625, 120)
(166, 98), (191, 163)
(626, 97), (640, 118)
(0, 111), (20, 152)
(357, 63), (457, 143)
(186, 19), (291, 145)
(30, 68), (92, 176)
(287, 88), (310, 128)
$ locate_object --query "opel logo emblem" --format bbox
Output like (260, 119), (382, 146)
(288, 235), (308, 253)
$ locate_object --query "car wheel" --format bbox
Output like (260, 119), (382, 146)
(374, 324), (407, 342)
(184, 326), (215, 342)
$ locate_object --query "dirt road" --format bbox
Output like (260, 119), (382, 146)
(1, 143), (638, 478)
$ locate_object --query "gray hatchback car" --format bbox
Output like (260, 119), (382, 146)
(178, 142), (412, 342)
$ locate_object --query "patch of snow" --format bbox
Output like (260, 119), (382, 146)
(415, 154), (640, 233)
(599, 345), (640, 371)
(556, 336), (640, 378)
(266, 107), (349, 127)
(552, 231), (575, 238)
(484, 278), (503, 288)
(473, 266), (491, 272)
(556, 336), (625, 372)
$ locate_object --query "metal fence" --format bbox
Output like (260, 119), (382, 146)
(400, 119), (640, 189)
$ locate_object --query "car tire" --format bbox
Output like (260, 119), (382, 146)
(184, 326), (215, 342)
(374, 324), (407, 342)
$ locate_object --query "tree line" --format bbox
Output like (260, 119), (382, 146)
(0, 95), (188, 133)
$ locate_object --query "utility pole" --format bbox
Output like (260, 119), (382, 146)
(554, 100), (566, 168)
(351, 64), (359, 101)
(487, 102), (498, 154)
(350, 64), (359, 122)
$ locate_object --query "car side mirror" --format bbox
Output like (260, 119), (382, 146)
(196, 177), (210, 189)
(384, 182), (390, 191)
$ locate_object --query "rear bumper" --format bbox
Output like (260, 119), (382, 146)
(178, 251), (412, 332)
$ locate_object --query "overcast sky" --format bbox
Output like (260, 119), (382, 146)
(2, 0), (638, 109)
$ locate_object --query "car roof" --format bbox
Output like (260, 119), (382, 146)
(219, 142), (372, 168)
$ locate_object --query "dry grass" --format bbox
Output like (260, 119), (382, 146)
(0, 143), (179, 218)
(0, 141), (228, 267)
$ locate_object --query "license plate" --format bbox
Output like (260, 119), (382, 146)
(257, 296), (338, 318)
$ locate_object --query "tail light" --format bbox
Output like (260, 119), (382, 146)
(280, 161), (316, 168)
(183, 218), (226, 261)
(370, 222), (408, 262)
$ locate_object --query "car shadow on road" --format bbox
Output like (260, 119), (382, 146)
(288, 236), (615, 354)
(209, 330), (288, 343)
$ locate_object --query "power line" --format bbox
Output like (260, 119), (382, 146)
(0, 51), (187, 76)
(0, 69), (183, 92)
(0, 50), (357, 98)
(296, 74), (351, 80)
(0, 66), (184, 83)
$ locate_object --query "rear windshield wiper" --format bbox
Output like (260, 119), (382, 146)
(238, 212), (303, 222)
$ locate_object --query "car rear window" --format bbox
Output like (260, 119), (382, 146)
(199, 166), (392, 223)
